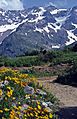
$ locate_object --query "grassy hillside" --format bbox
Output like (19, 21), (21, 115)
(0, 50), (77, 67)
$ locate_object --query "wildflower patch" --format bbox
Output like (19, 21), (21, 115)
(0, 67), (58, 119)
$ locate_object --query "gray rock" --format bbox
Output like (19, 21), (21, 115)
(42, 102), (48, 107)
(24, 85), (34, 94)
(36, 89), (47, 96)
(46, 101), (53, 107)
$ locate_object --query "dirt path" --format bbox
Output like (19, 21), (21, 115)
(38, 76), (77, 107)
(38, 76), (77, 119)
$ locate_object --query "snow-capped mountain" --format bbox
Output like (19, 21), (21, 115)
(0, 8), (27, 43)
(0, 5), (77, 56)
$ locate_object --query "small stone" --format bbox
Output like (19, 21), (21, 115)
(42, 102), (48, 107)
(36, 89), (47, 96)
(4, 80), (9, 85)
(46, 102), (53, 107)
(24, 85), (34, 94)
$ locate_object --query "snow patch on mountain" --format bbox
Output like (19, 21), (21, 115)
(43, 26), (50, 33)
(0, 23), (19, 32)
(52, 45), (60, 49)
(72, 23), (77, 29)
(34, 27), (43, 33)
(28, 15), (45, 23)
(66, 30), (77, 45)
(55, 16), (67, 24)
(48, 23), (61, 32)
(29, 7), (46, 23)
(50, 9), (67, 15)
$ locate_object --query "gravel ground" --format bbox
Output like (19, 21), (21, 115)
(38, 77), (77, 107)
(38, 77), (77, 119)
(43, 82), (77, 107)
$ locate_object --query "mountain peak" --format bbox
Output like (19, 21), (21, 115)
(0, 5), (77, 57)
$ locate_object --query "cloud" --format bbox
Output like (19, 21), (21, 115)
(48, 2), (57, 7)
(52, 0), (68, 8)
(0, 0), (24, 10)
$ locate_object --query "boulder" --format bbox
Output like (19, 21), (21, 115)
(24, 85), (34, 94)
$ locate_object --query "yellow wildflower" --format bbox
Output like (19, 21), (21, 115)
(37, 105), (41, 110)
(0, 110), (3, 113)
(5, 97), (7, 100)
(24, 114), (27, 117)
(15, 117), (19, 119)
(13, 106), (18, 110)
(7, 86), (11, 90)
(0, 89), (3, 96)
(12, 97), (16, 100)
(6, 89), (13, 97)
(49, 113), (53, 118)
(10, 109), (15, 119)
(18, 102), (21, 104)
(21, 81), (27, 87)
(18, 106), (22, 110)
(4, 108), (10, 111)
(30, 113), (33, 117)
(17, 111), (21, 115)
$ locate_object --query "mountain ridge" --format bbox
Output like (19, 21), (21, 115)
(0, 5), (77, 56)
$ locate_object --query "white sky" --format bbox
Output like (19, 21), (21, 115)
(0, 0), (24, 10)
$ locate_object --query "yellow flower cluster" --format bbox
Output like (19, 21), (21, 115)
(23, 103), (53, 119)
(0, 68), (55, 119)
(0, 67), (10, 73)
(10, 109), (16, 119)
(2, 67), (36, 87)
(6, 87), (13, 97)
(0, 89), (3, 96)
(8, 102), (53, 119)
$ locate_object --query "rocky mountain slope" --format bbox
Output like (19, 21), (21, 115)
(0, 5), (77, 56)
